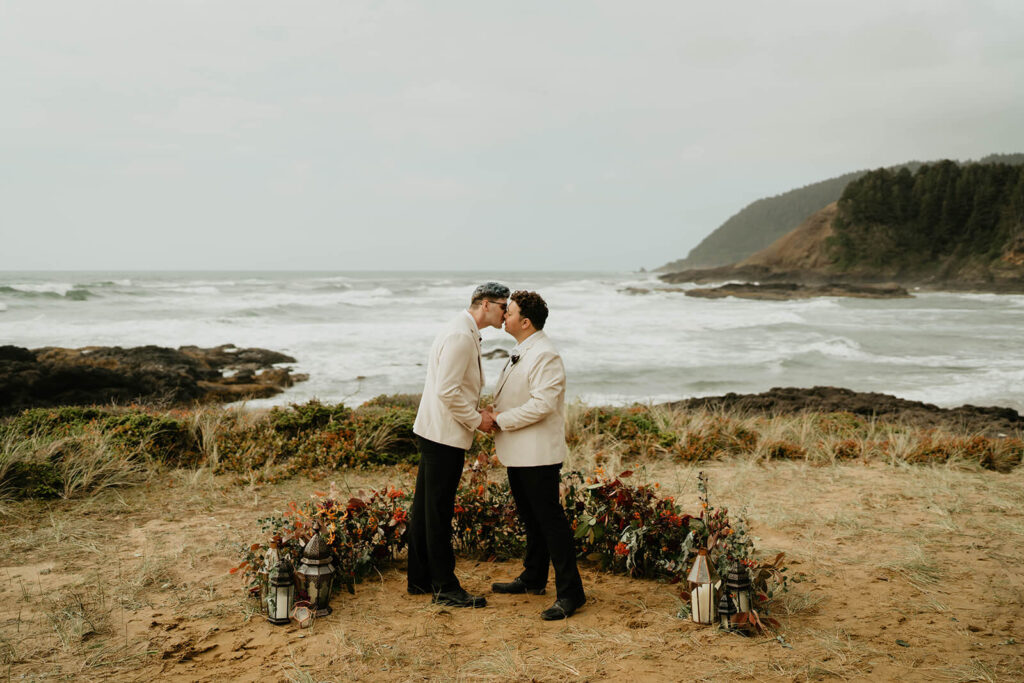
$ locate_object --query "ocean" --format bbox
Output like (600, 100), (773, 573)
(2, 270), (1023, 413)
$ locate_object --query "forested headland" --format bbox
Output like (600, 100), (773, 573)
(659, 153), (1024, 273)
(829, 161), (1024, 279)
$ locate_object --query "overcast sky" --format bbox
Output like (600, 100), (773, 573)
(2, 1), (1023, 271)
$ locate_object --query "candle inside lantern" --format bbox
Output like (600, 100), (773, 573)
(735, 590), (750, 613)
(691, 582), (718, 624)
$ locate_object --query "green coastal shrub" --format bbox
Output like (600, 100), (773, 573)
(1, 407), (198, 467)
(215, 400), (420, 480)
(3, 407), (112, 439)
(268, 399), (351, 436)
(2, 461), (62, 499)
(905, 434), (1024, 472)
(361, 393), (422, 410)
(671, 418), (759, 461)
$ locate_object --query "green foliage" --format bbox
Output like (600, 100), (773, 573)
(0, 406), (198, 466)
(569, 405), (677, 459)
(2, 461), (61, 499)
(215, 401), (420, 481)
(99, 413), (198, 466)
(235, 463), (788, 630)
(233, 484), (410, 597)
(3, 400), (1019, 500)
(361, 393), (422, 410)
(665, 169), (875, 269)
(905, 434), (1023, 472)
(830, 161), (1024, 274)
(3, 407), (111, 439)
(268, 399), (351, 436)
(452, 455), (524, 560)
(564, 469), (696, 578)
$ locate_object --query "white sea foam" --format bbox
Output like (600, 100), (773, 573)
(7, 282), (76, 296)
(2, 270), (1023, 411)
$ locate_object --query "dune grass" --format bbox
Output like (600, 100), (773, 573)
(2, 398), (1021, 505)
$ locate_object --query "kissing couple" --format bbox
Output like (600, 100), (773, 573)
(405, 283), (586, 621)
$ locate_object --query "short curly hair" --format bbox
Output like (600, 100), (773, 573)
(510, 290), (549, 330)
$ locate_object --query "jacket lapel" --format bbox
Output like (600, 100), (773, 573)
(493, 358), (514, 398)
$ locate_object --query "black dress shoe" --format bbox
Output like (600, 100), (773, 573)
(432, 588), (487, 608)
(491, 577), (546, 595)
(541, 596), (585, 621)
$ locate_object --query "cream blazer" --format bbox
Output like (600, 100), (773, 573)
(412, 311), (485, 450)
(492, 330), (567, 467)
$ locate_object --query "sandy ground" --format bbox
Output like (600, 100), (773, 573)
(2, 459), (1023, 682)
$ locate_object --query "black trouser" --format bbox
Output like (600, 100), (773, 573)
(507, 464), (585, 603)
(406, 436), (465, 594)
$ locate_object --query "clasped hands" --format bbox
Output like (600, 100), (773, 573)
(478, 405), (501, 434)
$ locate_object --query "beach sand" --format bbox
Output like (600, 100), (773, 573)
(2, 459), (1022, 681)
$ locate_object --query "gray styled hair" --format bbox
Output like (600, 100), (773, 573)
(470, 282), (510, 306)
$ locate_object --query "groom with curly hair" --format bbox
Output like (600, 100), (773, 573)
(486, 290), (586, 620)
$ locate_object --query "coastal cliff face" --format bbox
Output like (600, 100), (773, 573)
(662, 161), (1024, 292)
(656, 171), (868, 270)
(0, 344), (307, 416)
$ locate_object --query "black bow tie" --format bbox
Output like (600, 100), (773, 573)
(510, 353), (520, 365)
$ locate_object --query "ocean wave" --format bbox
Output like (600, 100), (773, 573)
(166, 285), (221, 295)
(796, 337), (865, 360)
(89, 279), (133, 287)
(897, 367), (1024, 412)
(0, 284), (95, 300)
(2, 282), (75, 296)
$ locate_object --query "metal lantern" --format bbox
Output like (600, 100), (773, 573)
(266, 556), (295, 626)
(687, 548), (720, 624)
(297, 522), (335, 617)
(259, 535), (282, 607)
(726, 563), (753, 615)
(717, 590), (737, 631)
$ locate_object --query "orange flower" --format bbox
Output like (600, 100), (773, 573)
(614, 543), (630, 556)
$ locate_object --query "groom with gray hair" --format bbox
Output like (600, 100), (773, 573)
(406, 281), (509, 608)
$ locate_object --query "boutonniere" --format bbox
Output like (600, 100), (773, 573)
(510, 353), (520, 365)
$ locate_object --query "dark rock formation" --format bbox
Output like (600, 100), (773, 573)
(617, 286), (686, 295)
(685, 282), (911, 301)
(667, 386), (1024, 436)
(0, 344), (307, 416)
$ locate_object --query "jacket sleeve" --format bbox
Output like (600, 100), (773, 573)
(435, 331), (484, 431)
(495, 351), (564, 431)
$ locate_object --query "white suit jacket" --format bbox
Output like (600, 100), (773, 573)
(413, 311), (485, 450)
(492, 330), (567, 467)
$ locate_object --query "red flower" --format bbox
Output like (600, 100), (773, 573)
(615, 542), (630, 556)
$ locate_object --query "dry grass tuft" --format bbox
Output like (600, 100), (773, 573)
(880, 545), (944, 592)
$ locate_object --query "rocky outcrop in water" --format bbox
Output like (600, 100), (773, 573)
(666, 386), (1024, 436)
(685, 282), (911, 300)
(0, 344), (307, 416)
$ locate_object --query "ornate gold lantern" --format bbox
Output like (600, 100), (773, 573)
(687, 548), (719, 624)
(297, 522), (335, 617)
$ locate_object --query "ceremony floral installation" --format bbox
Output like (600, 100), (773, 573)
(233, 457), (791, 632)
